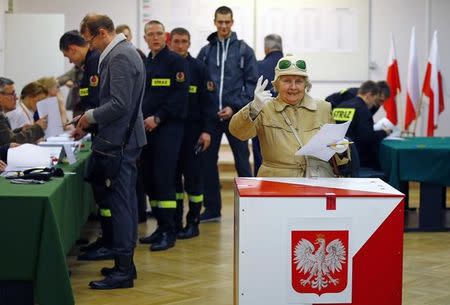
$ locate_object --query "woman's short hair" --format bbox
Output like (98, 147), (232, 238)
(20, 82), (48, 100)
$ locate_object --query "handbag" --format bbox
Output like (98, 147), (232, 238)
(84, 95), (141, 198)
(280, 110), (335, 178)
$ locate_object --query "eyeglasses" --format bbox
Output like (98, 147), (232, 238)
(0, 92), (17, 99)
(85, 33), (98, 44)
(277, 59), (307, 71)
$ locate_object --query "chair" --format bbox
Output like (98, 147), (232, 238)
(347, 141), (387, 180)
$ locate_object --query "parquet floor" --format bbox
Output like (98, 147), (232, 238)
(69, 183), (450, 305)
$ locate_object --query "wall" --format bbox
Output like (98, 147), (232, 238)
(9, 0), (450, 135)
(0, 0), (6, 75)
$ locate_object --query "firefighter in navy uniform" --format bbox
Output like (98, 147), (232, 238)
(170, 27), (217, 239)
(332, 81), (392, 171)
(139, 20), (189, 251)
(326, 81), (391, 116)
(59, 30), (112, 261)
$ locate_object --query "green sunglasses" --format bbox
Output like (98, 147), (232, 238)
(277, 59), (307, 70)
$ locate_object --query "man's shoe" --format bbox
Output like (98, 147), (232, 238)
(150, 231), (176, 251)
(139, 228), (162, 244)
(101, 264), (137, 279)
(80, 237), (103, 252)
(77, 247), (113, 261)
(177, 223), (200, 239)
(199, 212), (221, 223)
(89, 273), (133, 290)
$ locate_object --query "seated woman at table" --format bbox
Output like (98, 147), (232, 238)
(229, 55), (349, 177)
(6, 81), (48, 131)
(0, 77), (46, 146)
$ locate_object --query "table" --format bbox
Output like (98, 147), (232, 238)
(0, 148), (95, 305)
(380, 137), (450, 231)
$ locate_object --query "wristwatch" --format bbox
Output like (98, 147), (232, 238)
(154, 116), (161, 125)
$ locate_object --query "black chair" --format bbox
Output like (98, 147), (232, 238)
(347, 141), (387, 180)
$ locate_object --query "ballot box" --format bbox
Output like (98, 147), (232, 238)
(234, 178), (404, 305)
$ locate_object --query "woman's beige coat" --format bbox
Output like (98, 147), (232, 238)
(229, 94), (334, 177)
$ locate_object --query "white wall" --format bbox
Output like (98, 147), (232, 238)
(13, 0), (138, 71)
(9, 0), (450, 135)
(0, 0), (6, 75)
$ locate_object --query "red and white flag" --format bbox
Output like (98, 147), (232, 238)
(422, 31), (445, 136)
(404, 27), (420, 130)
(385, 34), (401, 125)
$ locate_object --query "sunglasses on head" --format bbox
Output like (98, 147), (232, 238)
(277, 59), (306, 71)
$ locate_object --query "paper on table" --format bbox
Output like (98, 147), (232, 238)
(374, 117), (401, 137)
(5, 143), (62, 171)
(37, 97), (64, 138)
(295, 121), (351, 161)
(63, 144), (77, 164)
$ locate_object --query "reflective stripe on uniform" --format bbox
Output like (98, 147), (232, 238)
(188, 194), (203, 203)
(189, 85), (197, 93)
(151, 78), (171, 87)
(100, 208), (111, 217)
(79, 87), (89, 96)
(149, 200), (158, 208)
(176, 193), (184, 200)
(332, 108), (356, 121)
(157, 200), (177, 208)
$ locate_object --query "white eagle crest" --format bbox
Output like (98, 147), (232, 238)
(293, 236), (346, 291)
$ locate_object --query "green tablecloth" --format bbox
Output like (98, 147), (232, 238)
(0, 148), (95, 305)
(380, 137), (450, 189)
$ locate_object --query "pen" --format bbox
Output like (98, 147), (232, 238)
(327, 141), (353, 148)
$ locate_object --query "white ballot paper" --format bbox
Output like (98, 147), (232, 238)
(295, 121), (351, 161)
(5, 144), (62, 171)
(373, 117), (401, 137)
(37, 97), (64, 138)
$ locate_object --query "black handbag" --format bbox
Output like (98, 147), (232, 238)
(84, 95), (141, 199)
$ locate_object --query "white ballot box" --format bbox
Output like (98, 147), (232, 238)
(234, 178), (404, 305)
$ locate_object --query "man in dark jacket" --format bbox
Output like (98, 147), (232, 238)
(59, 30), (100, 116)
(197, 6), (258, 222)
(170, 27), (217, 238)
(333, 81), (392, 170)
(253, 34), (284, 175)
(138, 20), (189, 251)
(326, 80), (391, 116)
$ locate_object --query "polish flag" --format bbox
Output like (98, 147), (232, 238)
(404, 27), (420, 130)
(385, 34), (401, 125)
(422, 31), (445, 136)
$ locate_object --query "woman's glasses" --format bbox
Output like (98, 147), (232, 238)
(277, 59), (306, 71)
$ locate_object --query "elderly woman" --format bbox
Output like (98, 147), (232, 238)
(229, 56), (347, 177)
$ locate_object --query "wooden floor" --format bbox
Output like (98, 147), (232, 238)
(69, 184), (450, 305)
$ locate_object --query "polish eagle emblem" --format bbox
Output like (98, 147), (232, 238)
(293, 235), (347, 291)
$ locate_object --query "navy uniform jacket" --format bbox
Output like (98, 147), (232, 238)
(197, 32), (258, 113)
(326, 87), (380, 115)
(79, 49), (100, 111)
(333, 96), (388, 169)
(185, 53), (217, 134)
(142, 45), (189, 123)
(258, 50), (283, 93)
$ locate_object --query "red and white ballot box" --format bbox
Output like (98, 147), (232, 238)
(234, 178), (404, 305)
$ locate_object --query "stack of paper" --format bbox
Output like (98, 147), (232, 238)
(5, 144), (62, 171)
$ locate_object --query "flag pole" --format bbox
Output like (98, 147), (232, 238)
(396, 87), (403, 132)
(412, 92), (425, 136)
